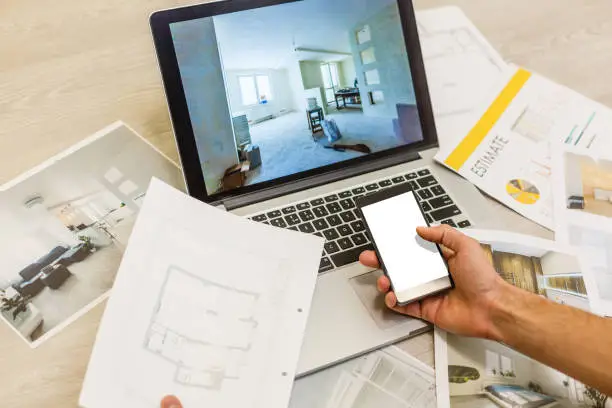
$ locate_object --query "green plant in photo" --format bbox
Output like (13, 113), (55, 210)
(0, 291), (32, 320)
(448, 365), (480, 384)
(528, 381), (544, 394)
(78, 235), (94, 251)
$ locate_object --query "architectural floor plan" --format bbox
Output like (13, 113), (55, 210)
(144, 266), (259, 389)
(416, 7), (508, 149)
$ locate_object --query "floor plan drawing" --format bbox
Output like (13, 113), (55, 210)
(418, 10), (507, 119)
(144, 266), (260, 389)
(416, 7), (508, 153)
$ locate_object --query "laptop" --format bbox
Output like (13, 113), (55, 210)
(150, 0), (491, 376)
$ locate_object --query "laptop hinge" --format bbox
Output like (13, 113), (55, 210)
(222, 151), (421, 211)
(214, 203), (228, 212)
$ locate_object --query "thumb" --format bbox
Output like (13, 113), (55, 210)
(416, 225), (470, 253)
(161, 395), (182, 408)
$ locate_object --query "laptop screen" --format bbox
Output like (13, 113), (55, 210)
(169, 0), (424, 197)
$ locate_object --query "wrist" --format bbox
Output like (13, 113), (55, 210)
(485, 280), (521, 343)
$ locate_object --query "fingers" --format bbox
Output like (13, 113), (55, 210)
(383, 291), (444, 325)
(384, 292), (422, 319)
(417, 225), (470, 253)
(439, 244), (456, 260)
(377, 275), (391, 293)
(161, 395), (182, 408)
(359, 250), (379, 268)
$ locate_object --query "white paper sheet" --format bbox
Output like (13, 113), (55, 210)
(417, 7), (508, 152)
(547, 110), (612, 317)
(564, 223), (612, 317)
(79, 179), (324, 408)
(434, 229), (597, 408)
(435, 66), (612, 230)
(291, 345), (436, 408)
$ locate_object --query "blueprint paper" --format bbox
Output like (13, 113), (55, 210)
(79, 178), (324, 408)
(417, 7), (508, 153)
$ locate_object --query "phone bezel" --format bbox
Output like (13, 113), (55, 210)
(356, 183), (454, 306)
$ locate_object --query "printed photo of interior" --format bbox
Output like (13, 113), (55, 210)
(0, 124), (184, 345)
(568, 225), (612, 317)
(447, 333), (599, 408)
(564, 152), (612, 218)
(479, 242), (589, 311)
(446, 239), (598, 407)
(171, 0), (422, 195)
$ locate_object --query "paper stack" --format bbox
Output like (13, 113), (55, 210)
(427, 7), (612, 408)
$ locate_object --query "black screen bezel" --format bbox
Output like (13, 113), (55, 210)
(356, 183), (454, 305)
(150, 0), (439, 204)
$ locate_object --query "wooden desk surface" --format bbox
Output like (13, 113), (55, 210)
(2, 0), (612, 405)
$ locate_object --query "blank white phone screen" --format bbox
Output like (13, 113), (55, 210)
(361, 192), (449, 296)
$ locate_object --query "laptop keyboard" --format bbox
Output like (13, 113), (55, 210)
(248, 167), (471, 273)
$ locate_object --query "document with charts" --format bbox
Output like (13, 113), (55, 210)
(435, 229), (599, 408)
(417, 7), (508, 152)
(435, 66), (612, 230)
(79, 179), (324, 408)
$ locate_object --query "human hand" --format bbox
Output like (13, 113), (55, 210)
(161, 395), (182, 408)
(359, 225), (507, 340)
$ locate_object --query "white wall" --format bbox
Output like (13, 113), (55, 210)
(299, 60), (324, 89)
(286, 59), (308, 113)
(0, 202), (78, 288)
(171, 18), (238, 195)
(565, 153), (584, 197)
(349, 3), (416, 118)
(299, 61), (329, 114)
(541, 251), (582, 276)
(225, 68), (295, 123)
(338, 57), (357, 88)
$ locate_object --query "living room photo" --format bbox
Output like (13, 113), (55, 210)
(447, 333), (603, 408)
(0, 124), (183, 346)
(444, 235), (597, 407)
(171, 0), (423, 195)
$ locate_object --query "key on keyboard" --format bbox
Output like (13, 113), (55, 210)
(331, 244), (374, 268)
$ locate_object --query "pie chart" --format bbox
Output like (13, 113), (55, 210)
(506, 179), (540, 205)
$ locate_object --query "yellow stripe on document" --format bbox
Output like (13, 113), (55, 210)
(444, 68), (532, 171)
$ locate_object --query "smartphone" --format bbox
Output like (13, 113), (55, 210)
(356, 184), (453, 305)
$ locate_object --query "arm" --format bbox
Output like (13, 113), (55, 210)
(360, 225), (612, 396)
(492, 282), (612, 396)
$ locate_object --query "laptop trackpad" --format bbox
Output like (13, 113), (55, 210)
(349, 269), (413, 330)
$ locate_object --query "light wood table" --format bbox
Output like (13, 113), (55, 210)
(2, 0), (612, 405)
